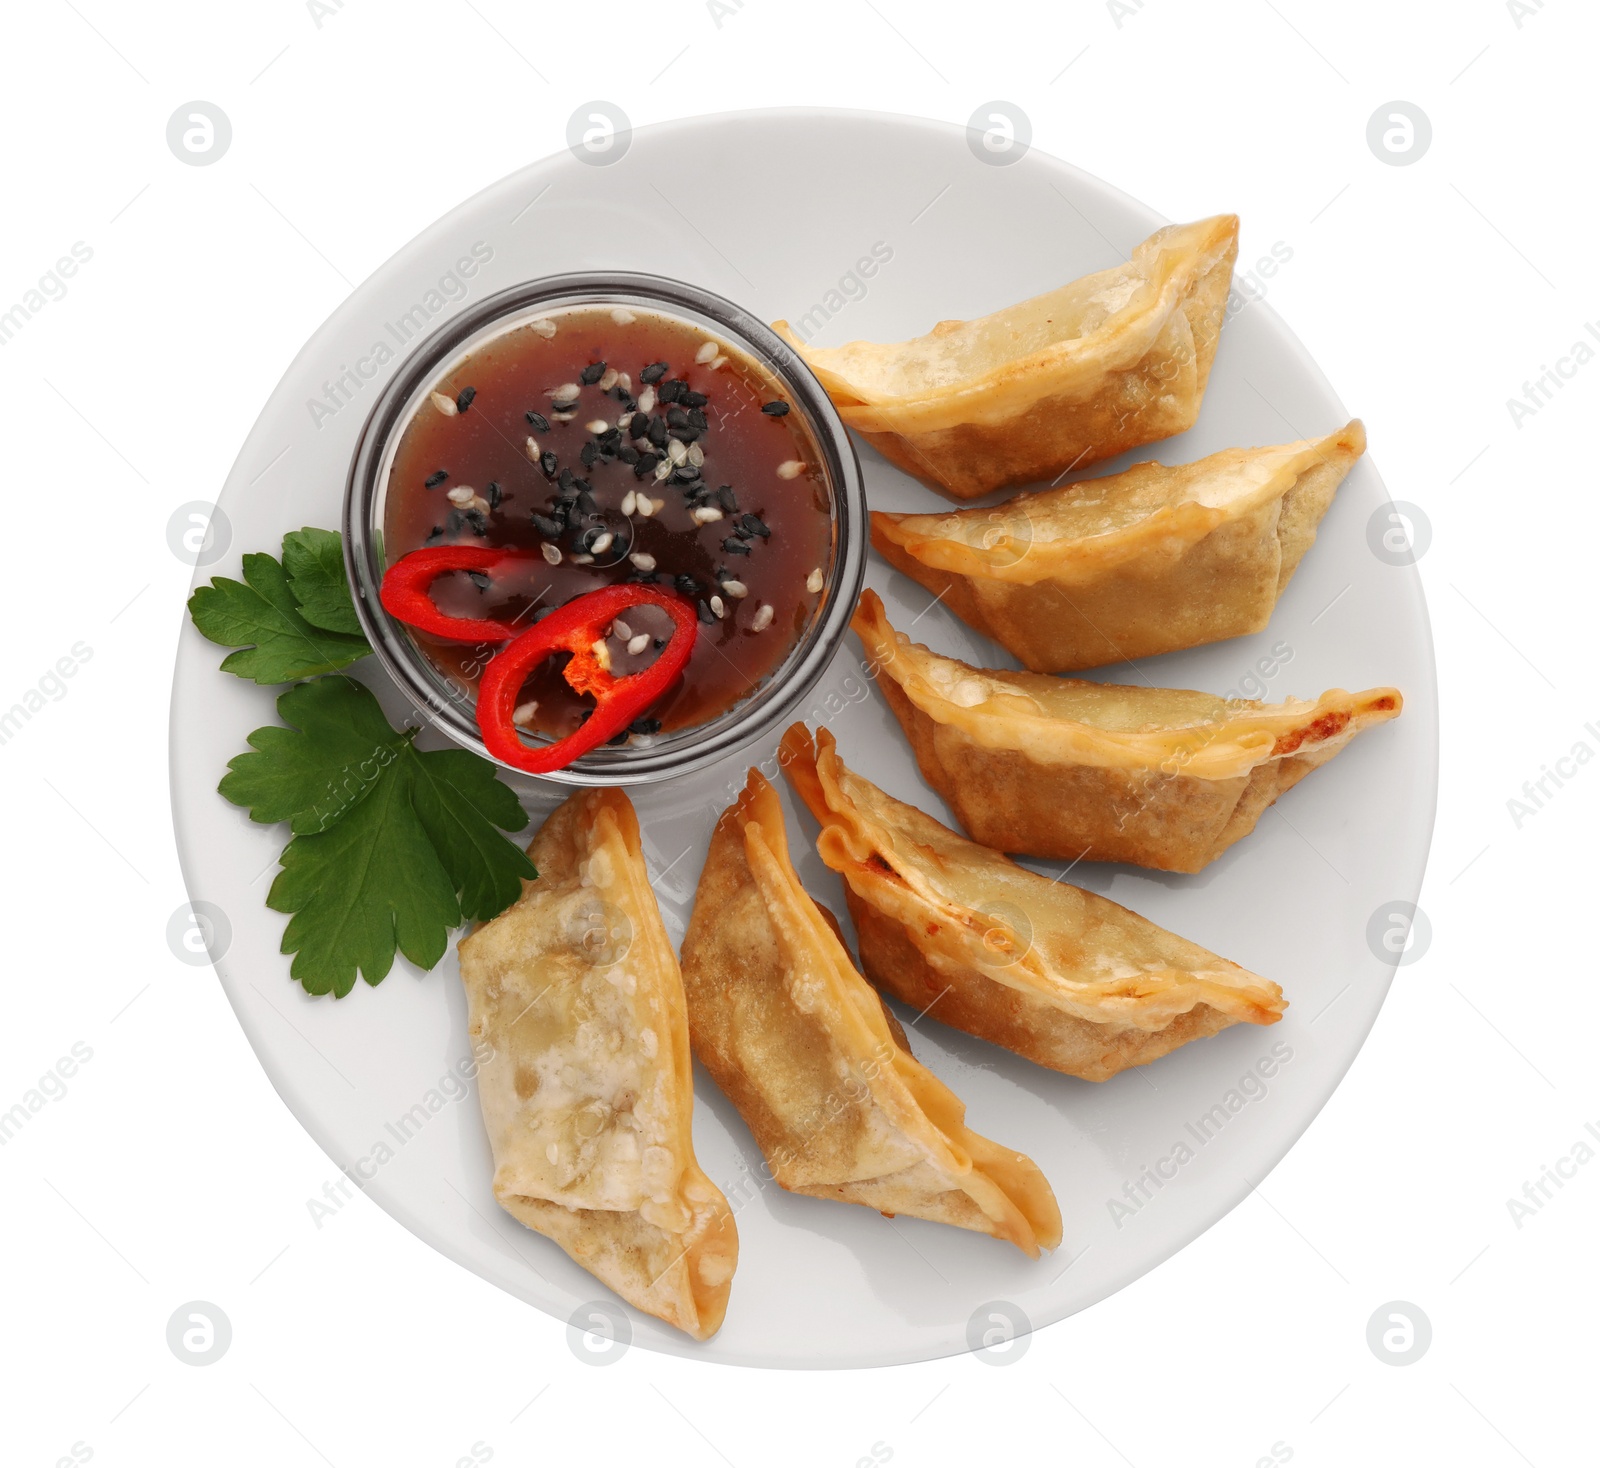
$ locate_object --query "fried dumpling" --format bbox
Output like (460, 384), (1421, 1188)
(773, 216), (1239, 499)
(457, 787), (737, 1339)
(871, 421), (1365, 672)
(854, 589), (1402, 872)
(680, 768), (1061, 1256)
(779, 725), (1285, 1082)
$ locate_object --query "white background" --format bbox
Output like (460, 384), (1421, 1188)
(1, 1), (1591, 1464)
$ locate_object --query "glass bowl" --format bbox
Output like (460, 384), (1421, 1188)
(343, 271), (867, 786)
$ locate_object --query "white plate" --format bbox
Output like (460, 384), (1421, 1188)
(170, 108), (1436, 1369)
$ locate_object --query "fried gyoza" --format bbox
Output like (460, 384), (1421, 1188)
(780, 725), (1285, 1082)
(854, 589), (1401, 872)
(773, 216), (1239, 499)
(680, 768), (1061, 1256)
(457, 788), (737, 1339)
(871, 422), (1366, 672)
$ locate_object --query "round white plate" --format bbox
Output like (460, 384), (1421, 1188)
(170, 108), (1437, 1369)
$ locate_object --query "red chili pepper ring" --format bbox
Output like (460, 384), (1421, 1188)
(476, 585), (699, 774)
(379, 546), (532, 643)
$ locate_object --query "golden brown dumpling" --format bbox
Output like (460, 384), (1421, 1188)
(457, 788), (737, 1339)
(780, 725), (1285, 1082)
(680, 768), (1061, 1257)
(872, 422), (1365, 673)
(854, 589), (1402, 872)
(773, 216), (1238, 499)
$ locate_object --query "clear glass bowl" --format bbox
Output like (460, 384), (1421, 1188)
(343, 271), (867, 786)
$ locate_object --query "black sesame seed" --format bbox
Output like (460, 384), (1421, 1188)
(424, 525), (444, 545)
(629, 412), (650, 438)
(740, 513), (771, 539)
(697, 599), (716, 625)
(445, 509), (464, 535)
(580, 442), (599, 467)
(722, 538), (751, 556)
(598, 428), (622, 452)
(486, 481), (503, 509)
(680, 389), (708, 409)
(686, 408), (708, 431)
(629, 718), (662, 735)
(464, 508), (489, 537)
(466, 570), (491, 591)
(667, 407), (689, 429)
(716, 485), (739, 513)
(455, 386), (476, 412)
(646, 417), (669, 448)
(525, 410), (551, 432)
(579, 362), (605, 385)
(761, 401), (790, 416)
(539, 451), (558, 477)
(673, 464), (700, 484)
(618, 445), (640, 465)
(632, 454), (659, 478)
(558, 468), (578, 491)
(606, 729), (630, 746)
(424, 469), (449, 488)
(615, 390), (636, 411)
(640, 361), (669, 384)
(674, 574), (702, 596)
(531, 513), (562, 538)
(576, 490), (599, 517)
(657, 379), (684, 404)
(551, 398), (578, 413)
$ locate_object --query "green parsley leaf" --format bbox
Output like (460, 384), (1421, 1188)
(218, 676), (409, 834)
(269, 759), (461, 996)
(282, 526), (366, 637)
(223, 673), (536, 996)
(189, 549), (370, 684)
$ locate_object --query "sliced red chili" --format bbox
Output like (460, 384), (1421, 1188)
(476, 585), (699, 774)
(379, 546), (531, 643)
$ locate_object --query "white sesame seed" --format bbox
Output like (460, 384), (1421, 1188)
(611, 617), (633, 642)
(751, 603), (774, 632)
(629, 552), (657, 571)
(687, 443), (704, 467)
(636, 386), (656, 414)
(627, 632), (650, 656)
(653, 458), (673, 482)
(711, 354), (728, 370)
(446, 486), (475, 506)
(541, 542), (562, 565)
(551, 382), (581, 401)
(777, 460), (804, 479)
(524, 436), (540, 461)
(634, 496), (655, 519)
(585, 419), (609, 435)
(667, 438), (687, 465)
(620, 490), (638, 516)
(552, 411), (576, 423)
(695, 340), (719, 364)
(806, 567), (825, 594)
(530, 317), (557, 338)
(590, 531), (614, 555)
(710, 595), (726, 619)
(430, 391), (457, 416)
(572, 552), (594, 565)
(610, 307), (636, 325)
(617, 372), (631, 392)
(513, 700), (539, 726)
(598, 368), (619, 391)
(691, 506), (723, 524)
(617, 412), (634, 430)
(721, 579), (748, 598)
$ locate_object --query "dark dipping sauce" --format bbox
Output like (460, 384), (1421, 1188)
(383, 305), (833, 745)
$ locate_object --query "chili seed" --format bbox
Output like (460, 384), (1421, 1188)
(525, 410), (551, 432)
(541, 542), (562, 565)
(695, 341), (719, 364)
(761, 401), (790, 416)
(611, 307), (636, 326)
(424, 469), (449, 488)
(430, 391), (457, 416)
(640, 361), (669, 384)
(806, 567), (825, 594)
(626, 632), (650, 655)
(530, 317), (557, 338)
(455, 385), (477, 412)
(513, 700), (540, 726)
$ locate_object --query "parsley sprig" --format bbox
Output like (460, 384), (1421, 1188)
(192, 530), (537, 997)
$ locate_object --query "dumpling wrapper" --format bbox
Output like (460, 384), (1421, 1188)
(679, 768), (1061, 1256)
(779, 725), (1285, 1082)
(854, 588), (1402, 872)
(457, 787), (737, 1340)
(872, 422), (1366, 672)
(773, 216), (1239, 499)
